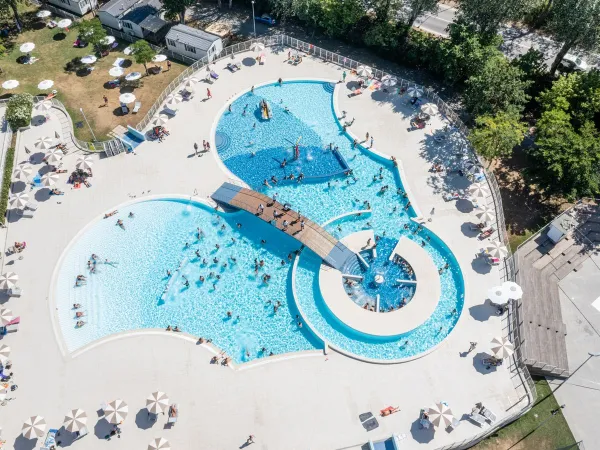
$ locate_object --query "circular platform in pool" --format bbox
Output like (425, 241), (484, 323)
(318, 231), (441, 337)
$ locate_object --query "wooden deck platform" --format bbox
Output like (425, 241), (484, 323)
(211, 182), (357, 270)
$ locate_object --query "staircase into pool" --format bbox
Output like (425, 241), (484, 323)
(211, 182), (357, 270)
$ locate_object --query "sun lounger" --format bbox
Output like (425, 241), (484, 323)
(121, 105), (129, 114)
(486, 256), (500, 266)
(18, 209), (35, 218)
(8, 287), (22, 297)
(349, 88), (363, 97)
(450, 417), (461, 430)
(210, 71), (219, 79)
(481, 407), (497, 422)
(133, 101), (141, 113)
(468, 412), (486, 427)
(168, 404), (179, 424)
(470, 223), (486, 231)
(47, 20), (57, 28)
(444, 192), (461, 201)
(113, 57), (125, 67)
(478, 227), (494, 240)
(226, 62), (241, 72)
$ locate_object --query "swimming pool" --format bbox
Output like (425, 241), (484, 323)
(55, 80), (464, 362)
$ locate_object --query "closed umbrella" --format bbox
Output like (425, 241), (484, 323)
(104, 399), (128, 424)
(356, 65), (372, 77)
(152, 54), (167, 62)
(468, 182), (489, 198)
(22, 416), (46, 439)
(109, 67), (124, 77)
(102, 36), (116, 45)
(146, 391), (169, 414)
(148, 437), (171, 450)
(476, 206), (495, 224)
(0, 308), (14, 325)
(381, 75), (397, 87)
(488, 286), (508, 304)
(10, 192), (30, 209)
(20, 42), (35, 53)
(81, 55), (97, 64)
(0, 344), (10, 363)
(37, 80), (54, 90)
(45, 148), (64, 165)
(502, 281), (523, 300)
(76, 156), (94, 171)
(36, 10), (51, 18)
(154, 114), (169, 126)
(41, 172), (59, 187)
(13, 164), (33, 181)
(427, 402), (454, 428)
(407, 86), (423, 97)
(125, 72), (142, 81)
(37, 100), (53, 111)
(251, 42), (265, 51)
(490, 336), (514, 359)
(64, 409), (88, 433)
(486, 240), (508, 258)
(57, 19), (72, 29)
(2, 80), (19, 90)
(166, 94), (182, 108)
(119, 93), (136, 104)
(35, 136), (54, 150)
(421, 103), (438, 115)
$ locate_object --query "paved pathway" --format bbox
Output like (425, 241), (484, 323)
(0, 48), (529, 450)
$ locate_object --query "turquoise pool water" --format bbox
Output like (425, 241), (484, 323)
(56, 80), (464, 362)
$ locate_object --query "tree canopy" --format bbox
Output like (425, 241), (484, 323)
(468, 111), (527, 166)
(77, 19), (107, 49)
(457, 0), (530, 39)
(131, 40), (156, 73)
(401, 0), (439, 28)
(162, 0), (196, 23)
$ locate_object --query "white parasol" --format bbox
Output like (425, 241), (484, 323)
(102, 35), (116, 45)
(154, 114), (169, 126)
(20, 42), (35, 53)
(488, 285), (509, 304)
(476, 205), (495, 224)
(76, 156), (94, 171)
(22, 416), (46, 439)
(10, 192), (30, 209)
(427, 402), (454, 428)
(37, 100), (53, 111)
(41, 172), (59, 187)
(81, 55), (97, 64)
(356, 65), (372, 77)
(35, 136), (54, 150)
(2, 80), (19, 90)
(13, 164), (33, 180)
(502, 281), (523, 300)
(104, 399), (128, 424)
(109, 67), (125, 77)
(0, 344), (10, 363)
(0, 307), (14, 325)
(45, 148), (64, 164)
(123, 46), (134, 55)
(166, 94), (183, 107)
(148, 437), (171, 450)
(407, 86), (424, 97)
(146, 391), (170, 414)
(490, 336), (515, 359)
(486, 240), (508, 258)
(119, 93), (136, 104)
(64, 409), (88, 433)
(182, 76), (199, 87)
(421, 103), (438, 115)
(36, 10), (51, 18)
(152, 54), (167, 62)
(125, 72), (142, 81)
(251, 42), (265, 51)
(37, 80), (54, 90)
(57, 19), (72, 29)
(468, 182), (489, 198)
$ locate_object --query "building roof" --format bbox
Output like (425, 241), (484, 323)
(100, 0), (162, 20)
(166, 24), (221, 52)
(138, 14), (167, 33)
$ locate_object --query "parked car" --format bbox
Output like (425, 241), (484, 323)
(560, 53), (590, 72)
(255, 14), (276, 25)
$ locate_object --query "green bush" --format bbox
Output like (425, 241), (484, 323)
(0, 147), (15, 224)
(6, 94), (34, 130)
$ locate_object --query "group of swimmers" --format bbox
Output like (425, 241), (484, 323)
(73, 303), (86, 327)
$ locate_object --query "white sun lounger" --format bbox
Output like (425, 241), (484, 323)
(113, 57), (125, 67)
(481, 407), (497, 422)
(469, 412), (486, 426)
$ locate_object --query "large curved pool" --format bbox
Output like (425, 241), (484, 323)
(56, 80), (464, 362)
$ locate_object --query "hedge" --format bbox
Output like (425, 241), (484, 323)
(1, 147), (15, 224)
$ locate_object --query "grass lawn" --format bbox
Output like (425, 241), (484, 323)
(0, 8), (186, 141)
(473, 378), (577, 450)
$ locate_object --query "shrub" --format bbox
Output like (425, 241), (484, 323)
(0, 147), (15, 224)
(6, 94), (33, 129)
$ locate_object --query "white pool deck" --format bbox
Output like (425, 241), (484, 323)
(1, 48), (531, 450)
(319, 234), (441, 337)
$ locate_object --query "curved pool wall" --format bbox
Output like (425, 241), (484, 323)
(54, 196), (322, 361)
(214, 80), (465, 360)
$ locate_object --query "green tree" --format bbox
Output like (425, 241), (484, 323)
(320, 0), (364, 37)
(547, 0), (600, 75)
(162, 0), (195, 23)
(131, 40), (156, 74)
(6, 93), (33, 129)
(402, 0), (439, 28)
(457, 0), (530, 39)
(373, 0), (402, 23)
(469, 111), (527, 167)
(464, 56), (531, 116)
(77, 19), (107, 50)
(0, 0), (23, 30)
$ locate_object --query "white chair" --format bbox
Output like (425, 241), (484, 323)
(133, 101), (141, 113)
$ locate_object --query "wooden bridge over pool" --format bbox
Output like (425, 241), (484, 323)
(211, 182), (357, 270)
